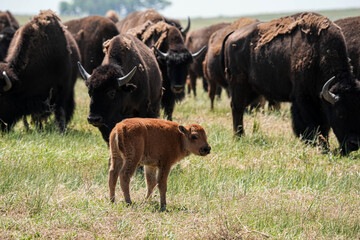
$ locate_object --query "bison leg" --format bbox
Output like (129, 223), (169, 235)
(202, 77), (209, 93)
(208, 80), (218, 110)
(161, 91), (175, 121)
(157, 167), (171, 211)
(291, 100), (330, 144)
(54, 106), (66, 132)
(64, 89), (75, 124)
(145, 166), (158, 199)
(109, 155), (122, 203)
(190, 74), (197, 97)
(229, 82), (251, 136)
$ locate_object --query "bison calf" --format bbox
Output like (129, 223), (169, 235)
(109, 118), (211, 210)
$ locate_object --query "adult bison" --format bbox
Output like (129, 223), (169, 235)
(65, 16), (119, 74)
(128, 21), (206, 120)
(0, 11), (20, 61)
(115, 8), (190, 37)
(78, 33), (162, 143)
(203, 17), (258, 109)
(0, 10), (80, 132)
(185, 22), (230, 97)
(224, 12), (360, 154)
(335, 16), (360, 80)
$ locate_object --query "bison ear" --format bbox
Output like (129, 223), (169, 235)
(178, 125), (188, 135)
(121, 83), (137, 92)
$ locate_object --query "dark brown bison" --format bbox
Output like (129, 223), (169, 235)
(185, 22), (230, 97)
(335, 16), (360, 80)
(78, 33), (162, 143)
(203, 17), (258, 109)
(0, 10), (80, 132)
(115, 8), (190, 37)
(0, 11), (20, 61)
(224, 12), (360, 154)
(128, 21), (206, 120)
(65, 16), (119, 74)
(109, 118), (211, 210)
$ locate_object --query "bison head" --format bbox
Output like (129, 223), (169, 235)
(0, 64), (17, 94)
(322, 76), (360, 154)
(153, 46), (206, 94)
(179, 123), (211, 156)
(78, 62), (137, 142)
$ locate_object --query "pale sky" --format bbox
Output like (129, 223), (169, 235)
(1, 0), (360, 18)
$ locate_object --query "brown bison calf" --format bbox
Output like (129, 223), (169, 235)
(109, 118), (211, 210)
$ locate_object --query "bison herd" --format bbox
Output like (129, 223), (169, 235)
(0, 8), (360, 208)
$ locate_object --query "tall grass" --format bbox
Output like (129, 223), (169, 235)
(2, 9), (360, 239)
(1, 79), (360, 239)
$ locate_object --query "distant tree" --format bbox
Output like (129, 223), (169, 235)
(59, 0), (171, 16)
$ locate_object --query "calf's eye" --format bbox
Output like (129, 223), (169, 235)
(191, 135), (198, 140)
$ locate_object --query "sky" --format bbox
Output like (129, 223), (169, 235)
(1, 0), (360, 19)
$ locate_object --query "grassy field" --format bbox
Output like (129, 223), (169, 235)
(1, 9), (360, 239)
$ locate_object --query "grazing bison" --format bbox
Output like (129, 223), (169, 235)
(78, 33), (162, 143)
(128, 21), (205, 120)
(0, 11), (20, 61)
(109, 118), (211, 210)
(335, 16), (360, 79)
(115, 8), (190, 37)
(185, 22), (230, 97)
(65, 16), (119, 74)
(224, 12), (360, 154)
(203, 18), (258, 109)
(0, 10), (80, 132)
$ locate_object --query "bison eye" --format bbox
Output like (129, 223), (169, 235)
(191, 135), (198, 140)
(107, 89), (116, 99)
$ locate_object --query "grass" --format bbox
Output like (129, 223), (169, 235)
(2, 8), (360, 239)
(1, 79), (360, 239)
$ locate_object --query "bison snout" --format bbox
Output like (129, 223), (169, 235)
(171, 85), (184, 93)
(200, 145), (211, 156)
(87, 115), (103, 126)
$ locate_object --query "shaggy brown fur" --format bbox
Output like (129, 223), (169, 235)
(256, 12), (330, 50)
(335, 16), (360, 79)
(203, 17), (258, 109)
(109, 118), (211, 210)
(65, 15), (119, 73)
(105, 10), (119, 23)
(185, 22), (230, 96)
(116, 9), (164, 33)
(0, 11), (19, 31)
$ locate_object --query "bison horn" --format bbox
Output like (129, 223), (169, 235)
(117, 66), (137, 87)
(2, 71), (12, 92)
(321, 76), (339, 105)
(192, 46), (207, 59)
(181, 17), (191, 35)
(77, 61), (91, 80)
(153, 46), (168, 59)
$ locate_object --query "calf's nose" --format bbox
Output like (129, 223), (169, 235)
(201, 145), (211, 155)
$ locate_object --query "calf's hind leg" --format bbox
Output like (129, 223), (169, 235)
(109, 154), (123, 202)
(145, 166), (157, 199)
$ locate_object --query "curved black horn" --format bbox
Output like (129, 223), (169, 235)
(192, 46), (207, 59)
(321, 76), (339, 105)
(2, 71), (12, 92)
(153, 46), (168, 59)
(77, 61), (91, 80)
(117, 66), (137, 87)
(181, 17), (191, 34)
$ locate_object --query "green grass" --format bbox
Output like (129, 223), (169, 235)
(2, 9), (360, 239)
(1, 79), (360, 239)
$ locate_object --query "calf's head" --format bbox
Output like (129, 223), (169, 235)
(179, 123), (211, 156)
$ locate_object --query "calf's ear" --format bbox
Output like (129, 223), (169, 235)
(178, 125), (187, 135)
